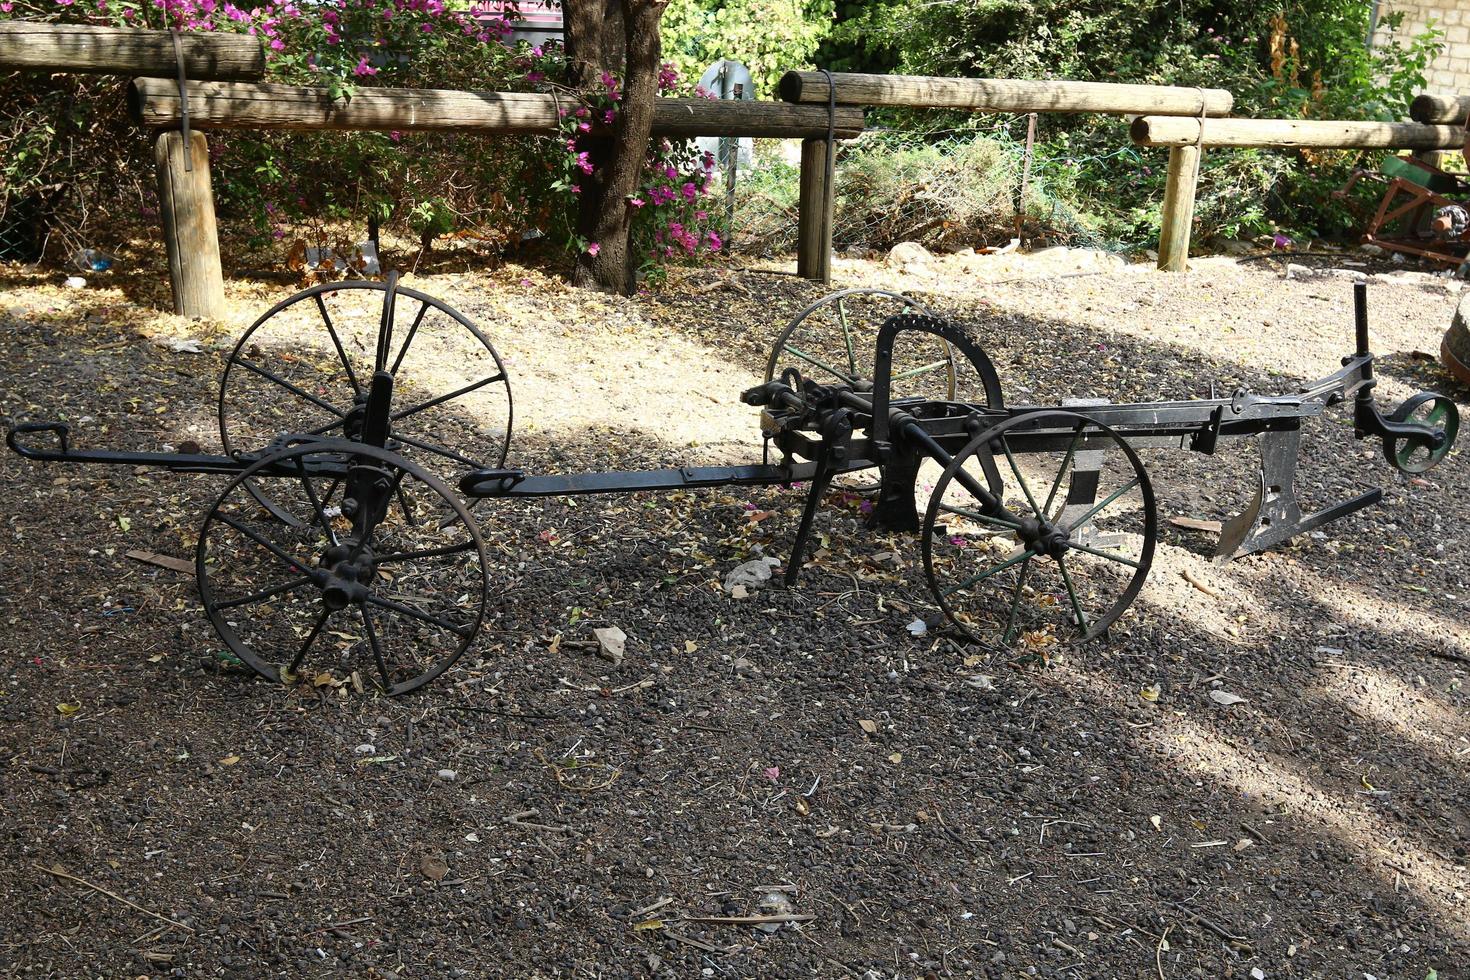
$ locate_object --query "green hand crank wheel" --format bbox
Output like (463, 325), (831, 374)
(1383, 393), (1459, 474)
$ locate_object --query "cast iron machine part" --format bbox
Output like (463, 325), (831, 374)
(8, 278), (1457, 692)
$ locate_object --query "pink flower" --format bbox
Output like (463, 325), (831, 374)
(707, 231), (722, 252)
(420, 22), (433, 32)
(663, 165), (677, 180)
(354, 56), (376, 76)
(271, 38), (286, 51)
(762, 766), (780, 782)
(586, 242), (600, 256)
(681, 182), (696, 200)
(578, 122), (590, 132)
(602, 109), (615, 123)
(570, 185), (580, 194)
(527, 71), (544, 83)
(628, 197), (644, 209)
(2, 1), (16, 9)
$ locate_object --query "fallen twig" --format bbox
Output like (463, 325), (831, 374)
(1167, 902), (1250, 948)
(34, 862), (196, 934)
(504, 808), (577, 834)
(1181, 568), (1220, 597)
(682, 913), (816, 926)
(1156, 923), (1172, 980)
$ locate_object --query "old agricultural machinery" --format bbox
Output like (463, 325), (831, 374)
(7, 277), (1459, 694)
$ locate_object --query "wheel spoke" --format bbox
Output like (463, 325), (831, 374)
(1066, 477), (1141, 533)
(937, 503), (1021, 531)
(213, 512), (322, 578)
(314, 293), (362, 395)
(390, 431), (485, 469)
(389, 300), (432, 375)
(1042, 424), (1084, 519)
(782, 344), (857, 385)
(294, 455), (338, 546)
(231, 357), (347, 420)
(1066, 541), (1141, 568)
(941, 548), (1032, 598)
(390, 372), (506, 422)
(360, 605), (393, 691)
(1000, 556), (1033, 645)
(1056, 556), (1089, 634)
(377, 540), (479, 564)
(836, 297), (859, 378)
(365, 593), (472, 635)
(395, 481), (421, 528)
(891, 358), (951, 382)
(1000, 435), (1043, 519)
(288, 606), (332, 673)
(213, 575), (313, 611)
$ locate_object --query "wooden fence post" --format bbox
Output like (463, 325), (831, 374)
(154, 130), (225, 319)
(1156, 144), (1201, 273)
(797, 137), (833, 284)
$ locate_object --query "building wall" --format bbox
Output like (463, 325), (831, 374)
(1372, 0), (1470, 94)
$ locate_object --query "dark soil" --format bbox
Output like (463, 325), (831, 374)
(1, 245), (1468, 979)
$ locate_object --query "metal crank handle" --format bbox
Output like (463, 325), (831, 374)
(6, 420), (246, 473)
(7, 421), (71, 459)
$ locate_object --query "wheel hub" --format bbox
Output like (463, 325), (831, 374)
(1017, 516), (1070, 560)
(319, 542), (376, 610)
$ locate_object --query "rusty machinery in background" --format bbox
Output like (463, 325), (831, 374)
(7, 278), (1459, 695)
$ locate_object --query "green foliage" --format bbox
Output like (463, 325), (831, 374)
(662, 0), (834, 98)
(821, 0), (1447, 247)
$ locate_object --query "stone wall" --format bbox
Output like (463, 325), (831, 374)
(1372, 0), (1470, 94)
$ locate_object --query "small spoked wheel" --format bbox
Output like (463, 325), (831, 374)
(1383, 393), (1458, 474)
(197, 440), (488, 695)
(766, 288), (957, 400)
(922, 412), (1156, 650)
(219, 278), (513, 522)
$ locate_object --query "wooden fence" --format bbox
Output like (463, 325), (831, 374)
(8, 22), (1469, 312)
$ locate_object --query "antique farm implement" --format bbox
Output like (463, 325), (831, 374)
(7, 277), (1459, 694)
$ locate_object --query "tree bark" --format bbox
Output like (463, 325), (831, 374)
(571, 0), (666, 293)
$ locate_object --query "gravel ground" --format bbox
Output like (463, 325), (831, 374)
(1, 243), (1467, 979)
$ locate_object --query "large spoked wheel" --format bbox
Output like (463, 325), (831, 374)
(197, 440), (488, 696)
(922, 411), (1156, 649)
(219, 278), (513, 523)
(766, 288), (958, 400)
(1383, 393), (1458, 474)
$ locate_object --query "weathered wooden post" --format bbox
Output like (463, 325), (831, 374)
(154, 131), (226, 319)
(1157, 144), (1201, 273)
(797, 138), (833, 283)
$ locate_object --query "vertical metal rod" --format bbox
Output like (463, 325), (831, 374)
(1015, 112), (1037, 241)
(1354, 281), (1370, 358)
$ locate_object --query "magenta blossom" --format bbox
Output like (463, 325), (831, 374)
(586, 242), (601, 256)
(353, 55), (376, 75)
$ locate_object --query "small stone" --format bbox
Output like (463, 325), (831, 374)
(354, 743), (375, 754)
(436, 769), (457, 782)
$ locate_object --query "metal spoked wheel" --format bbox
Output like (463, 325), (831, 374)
(219, 278), (513, 523)
(1383, 393), (1459, 474)
(765, 288), (957, 400)
(197, 440), (488, 696)
(922, 411), (1156, 650)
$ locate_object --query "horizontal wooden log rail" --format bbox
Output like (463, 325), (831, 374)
(1134, 114), (1463, 273)
(0, 22), (264, 80)
(778, 70), (1233, 117)
(1409, 93), (1470, 126)
(128, 78), (866, 139)
(1130, 115), (1463, 150)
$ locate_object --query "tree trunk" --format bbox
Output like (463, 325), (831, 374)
(571, 0), (665, 294)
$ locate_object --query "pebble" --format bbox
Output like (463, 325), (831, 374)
(354, 743), (375, 754)
(437, 769), (458, 781)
